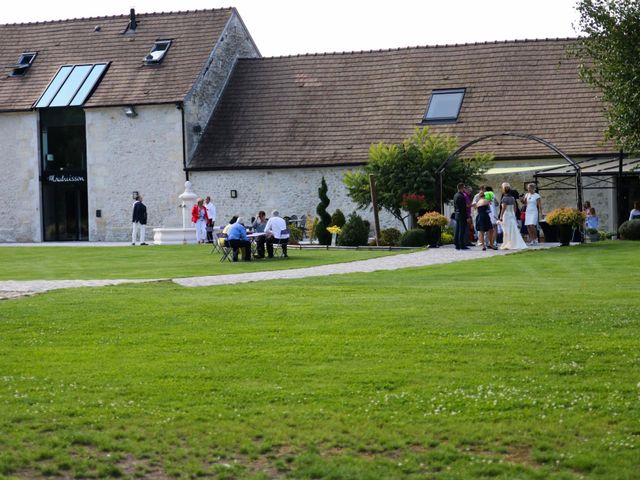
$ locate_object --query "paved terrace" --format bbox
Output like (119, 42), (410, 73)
(0, 243), (559, 300)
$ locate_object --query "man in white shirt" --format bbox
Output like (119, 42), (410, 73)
(264, 210), (290, 258)
(205, 195), (216, 243)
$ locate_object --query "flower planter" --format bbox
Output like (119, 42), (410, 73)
(558, 224), (573, 246)
(424, 226), (441, 248)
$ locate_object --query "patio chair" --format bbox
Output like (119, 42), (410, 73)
(272, 228), (290, 258)
(219, 234), (233, 262)
(210, 230), (224, 254)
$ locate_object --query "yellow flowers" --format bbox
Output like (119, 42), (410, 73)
(545, 208), (586, 227)
(417, 211), (449, 228)
(326, 226), (342, 235)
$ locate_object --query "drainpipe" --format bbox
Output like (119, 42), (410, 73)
(178, 102), (189, 182)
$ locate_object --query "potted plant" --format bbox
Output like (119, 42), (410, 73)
(417, 211), (449, 247)
(585, 227), (600, 242)
(326, 225), (342, 246)
(545, 208), (586, 246)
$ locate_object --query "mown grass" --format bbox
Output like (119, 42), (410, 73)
(0, 245), (407, 280)
(0, 241), (638, 479)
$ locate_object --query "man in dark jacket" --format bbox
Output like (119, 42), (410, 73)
(453, 183), (469, 250)
(132, 195), (148, 245)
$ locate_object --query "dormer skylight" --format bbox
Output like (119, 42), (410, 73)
(423, 88), (465, 123)
(144, 40), (172, 65)
(34, 63), (109, 108)
(11, 52), (37, 76)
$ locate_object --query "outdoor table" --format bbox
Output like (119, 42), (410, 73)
(247, 232), (265, 257)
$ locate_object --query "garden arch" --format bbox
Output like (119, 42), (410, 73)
(435, 132), (583, 212)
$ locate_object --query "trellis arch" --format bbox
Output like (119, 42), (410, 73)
(435, 132), (583, 212)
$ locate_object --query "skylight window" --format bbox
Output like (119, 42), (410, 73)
(423, 88), (465, 122)
(144, 40), (172, 65)
(11, 52), (37, 76)
(34, 63), (109, 108)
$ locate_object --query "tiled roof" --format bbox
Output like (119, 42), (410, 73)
(190, 38), (613, 169)
(0, 9), (233, 111)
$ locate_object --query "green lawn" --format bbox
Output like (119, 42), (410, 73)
(0, 242), (638, 479)
(0, 245), (407, 280)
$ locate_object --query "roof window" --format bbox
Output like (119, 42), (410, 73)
(11, 52), (37, 76)
(34, 63), (109, 108)
(423, 88), (465, 123)
(144, 40), (172, 65)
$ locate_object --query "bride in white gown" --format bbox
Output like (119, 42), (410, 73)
(499, 184), (527, 250)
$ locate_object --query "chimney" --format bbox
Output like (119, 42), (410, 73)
(129, 8), (137, 31)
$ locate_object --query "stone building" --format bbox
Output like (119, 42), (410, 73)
(0, 8), (636, 242)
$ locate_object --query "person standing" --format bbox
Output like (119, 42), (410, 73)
(629, 201), (640, 220)
(191, 198), (208, 244)
(499, 184), (527, 250)
(131, 195), (148, 246)
(475, 193), (493, 251)
(205, 195), (216, 243)
(523, 183), (542, 245)
(453, 183), (469, 250)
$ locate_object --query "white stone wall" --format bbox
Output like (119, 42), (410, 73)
(0, 112), (41, 242)
(85, 105), (186, 241)
(189, 166), (403, 232)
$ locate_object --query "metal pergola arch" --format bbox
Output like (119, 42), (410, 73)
(435, 132), (583, 212)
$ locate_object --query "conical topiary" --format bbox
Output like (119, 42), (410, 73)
(316, 176), (332, 245)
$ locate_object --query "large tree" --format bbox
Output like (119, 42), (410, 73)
(574, 0), (640, 153)
(343, 127), (491, 230)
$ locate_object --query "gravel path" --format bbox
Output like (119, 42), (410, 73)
(0, 244), (558, 300)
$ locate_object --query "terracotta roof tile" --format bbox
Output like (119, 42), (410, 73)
(190, 38), (613, 169)
(0, 9), (233, 111)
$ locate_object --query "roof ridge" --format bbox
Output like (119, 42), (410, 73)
(251, 37), (581, 60)
(0, 7), (234, 27)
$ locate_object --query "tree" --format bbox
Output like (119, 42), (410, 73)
(315, 176), (332, 245)
(574, 0), (640, 153)
(343, 127), (490, 230)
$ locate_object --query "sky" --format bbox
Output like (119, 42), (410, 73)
(1, 0), (582, 57)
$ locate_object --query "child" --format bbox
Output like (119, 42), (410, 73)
(585, 207), (599, 230)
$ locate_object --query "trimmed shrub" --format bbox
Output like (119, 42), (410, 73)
(379, 228), (401, 246)
(287, 224), (303, 245)
(338, 213), (370, 246)
(399, 228), (428, 247)
(331, 209), (346, 228)
(316, 177), (332, 245)
(618, 220), (640, 240)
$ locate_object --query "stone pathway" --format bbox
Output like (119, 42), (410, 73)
(0, 244), (558, 300)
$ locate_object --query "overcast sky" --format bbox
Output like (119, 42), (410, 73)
(2, 0), (582, 57)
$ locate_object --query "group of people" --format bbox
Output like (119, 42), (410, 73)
(452, 182), (542, 251)
(191, 196), (217, 244)
(220, 210), (290, 261)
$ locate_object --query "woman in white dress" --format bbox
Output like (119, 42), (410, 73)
(523, 183), (542, 245)
(499, 184), (527, 250)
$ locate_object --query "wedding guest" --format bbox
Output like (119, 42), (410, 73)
(472, 185), (486, 246)
(453, 183), (469, 250)
(264, 210), (290, 258)
(475, 192), (493, 251)
(523, 183), (542, 245)
(131, 195), (148, 246)
(191, 198), (208, 244)
(485, 187), (498, 249)
(463, 186), (475, 245)
(218, 216), (238, 248)
(586, 207), (599, 229)
(252, 211), (268, 258)
(226, 217), (251, 262)
(629, 201), (640, 220)
(205, 195), (217, 243)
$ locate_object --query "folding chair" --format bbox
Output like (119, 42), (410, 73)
(272, 228), (290, 258)
(210, 230), (224, 254)
(219, 234), (233, 262)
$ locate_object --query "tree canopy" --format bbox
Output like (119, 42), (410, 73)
(574, 0), (640, 153)
(343, 128), (491, 230)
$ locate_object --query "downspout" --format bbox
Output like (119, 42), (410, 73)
(178, 102), (189, 182)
